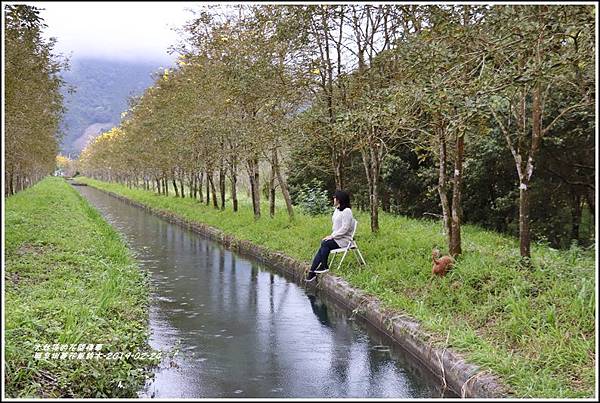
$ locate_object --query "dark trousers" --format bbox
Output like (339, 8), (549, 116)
(310, 239), (340, 272)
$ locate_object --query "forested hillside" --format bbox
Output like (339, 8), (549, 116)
(59, 58), (159, 156)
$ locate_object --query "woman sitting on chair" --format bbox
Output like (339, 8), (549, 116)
(305, 190), (354, 282)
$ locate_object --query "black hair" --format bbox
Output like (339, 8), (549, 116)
(334, 190), (351, 211)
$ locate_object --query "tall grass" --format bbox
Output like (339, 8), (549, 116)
(79, 176), (596, 398)
(5, 177), (154, 397)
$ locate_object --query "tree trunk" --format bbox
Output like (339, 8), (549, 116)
(189, 172), (195, 198)
(273, 149), (294, 218)
(191, 172), (197, 198)
(172, 176), (179, 197)
(322, 9), (342, 192)
(209, 173), (218, 208)
(585, 187), (594, 218)
(361, 148), (374, 230)
(219, 166), (226, 210)
(449, 134), (464, 257)
(248, 169), (255, 212)
(231, 169), (238, 212)
(516, 13), (545, 259)
(8, 171), (14, 196)
(360, 138), (380, 233)
(519, 182), (531, 258)
(179, 174), (185, 199)
(437, 131), (452, 240)
(253, 160), (261, 218)
(269, 183), (276, 217)
(517, 80), (542, 259)
(370, 143), (380, 233)
(198, 172), (203, 201)
(247, 158), (261, 219)
(269, 151), (276, 217)
(205, 169), (210, 205)
(332, 150), (343, 190)
(570, 192), (582, 244)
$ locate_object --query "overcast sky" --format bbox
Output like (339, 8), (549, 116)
(27, 2), (207, 65)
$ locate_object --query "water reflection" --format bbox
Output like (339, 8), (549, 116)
(74, 185), (453, 398)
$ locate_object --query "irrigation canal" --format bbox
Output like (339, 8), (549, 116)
(73, 184), (454, 398)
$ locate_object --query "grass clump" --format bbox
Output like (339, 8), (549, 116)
(78, 177), (596, 398)
(5, 177), (155, 397)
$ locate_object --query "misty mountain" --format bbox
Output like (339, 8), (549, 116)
(59, 57), (162, 156)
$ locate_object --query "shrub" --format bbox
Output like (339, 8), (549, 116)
(295, 179), (331, 215)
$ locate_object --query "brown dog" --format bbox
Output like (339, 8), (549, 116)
(432, 248), (454, 277)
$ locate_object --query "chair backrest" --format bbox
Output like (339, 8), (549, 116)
(350, 219), (358, 239)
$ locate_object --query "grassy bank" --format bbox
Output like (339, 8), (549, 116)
(77, 176), (596, 398)
(4, 177), (155, 397)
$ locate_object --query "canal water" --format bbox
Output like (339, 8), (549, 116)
(74, 185), (453, 398)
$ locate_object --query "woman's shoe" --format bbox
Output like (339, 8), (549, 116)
(314, 267), (329, 274)
(305, 271), (317, 282)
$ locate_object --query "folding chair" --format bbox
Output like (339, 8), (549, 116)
(329, 219), (367, 270)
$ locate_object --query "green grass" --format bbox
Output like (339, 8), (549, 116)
(77, 176), (596, 398)
(4, 177), (155, 397)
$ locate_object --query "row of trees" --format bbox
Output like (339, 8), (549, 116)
(79, 4), (595, 259)
(5, 5), (68, 195)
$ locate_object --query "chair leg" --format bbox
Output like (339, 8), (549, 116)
(337, 250), (349, 271)
(355, 246), (366, 265)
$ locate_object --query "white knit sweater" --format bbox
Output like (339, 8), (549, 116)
(330, 207), (354, 248)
